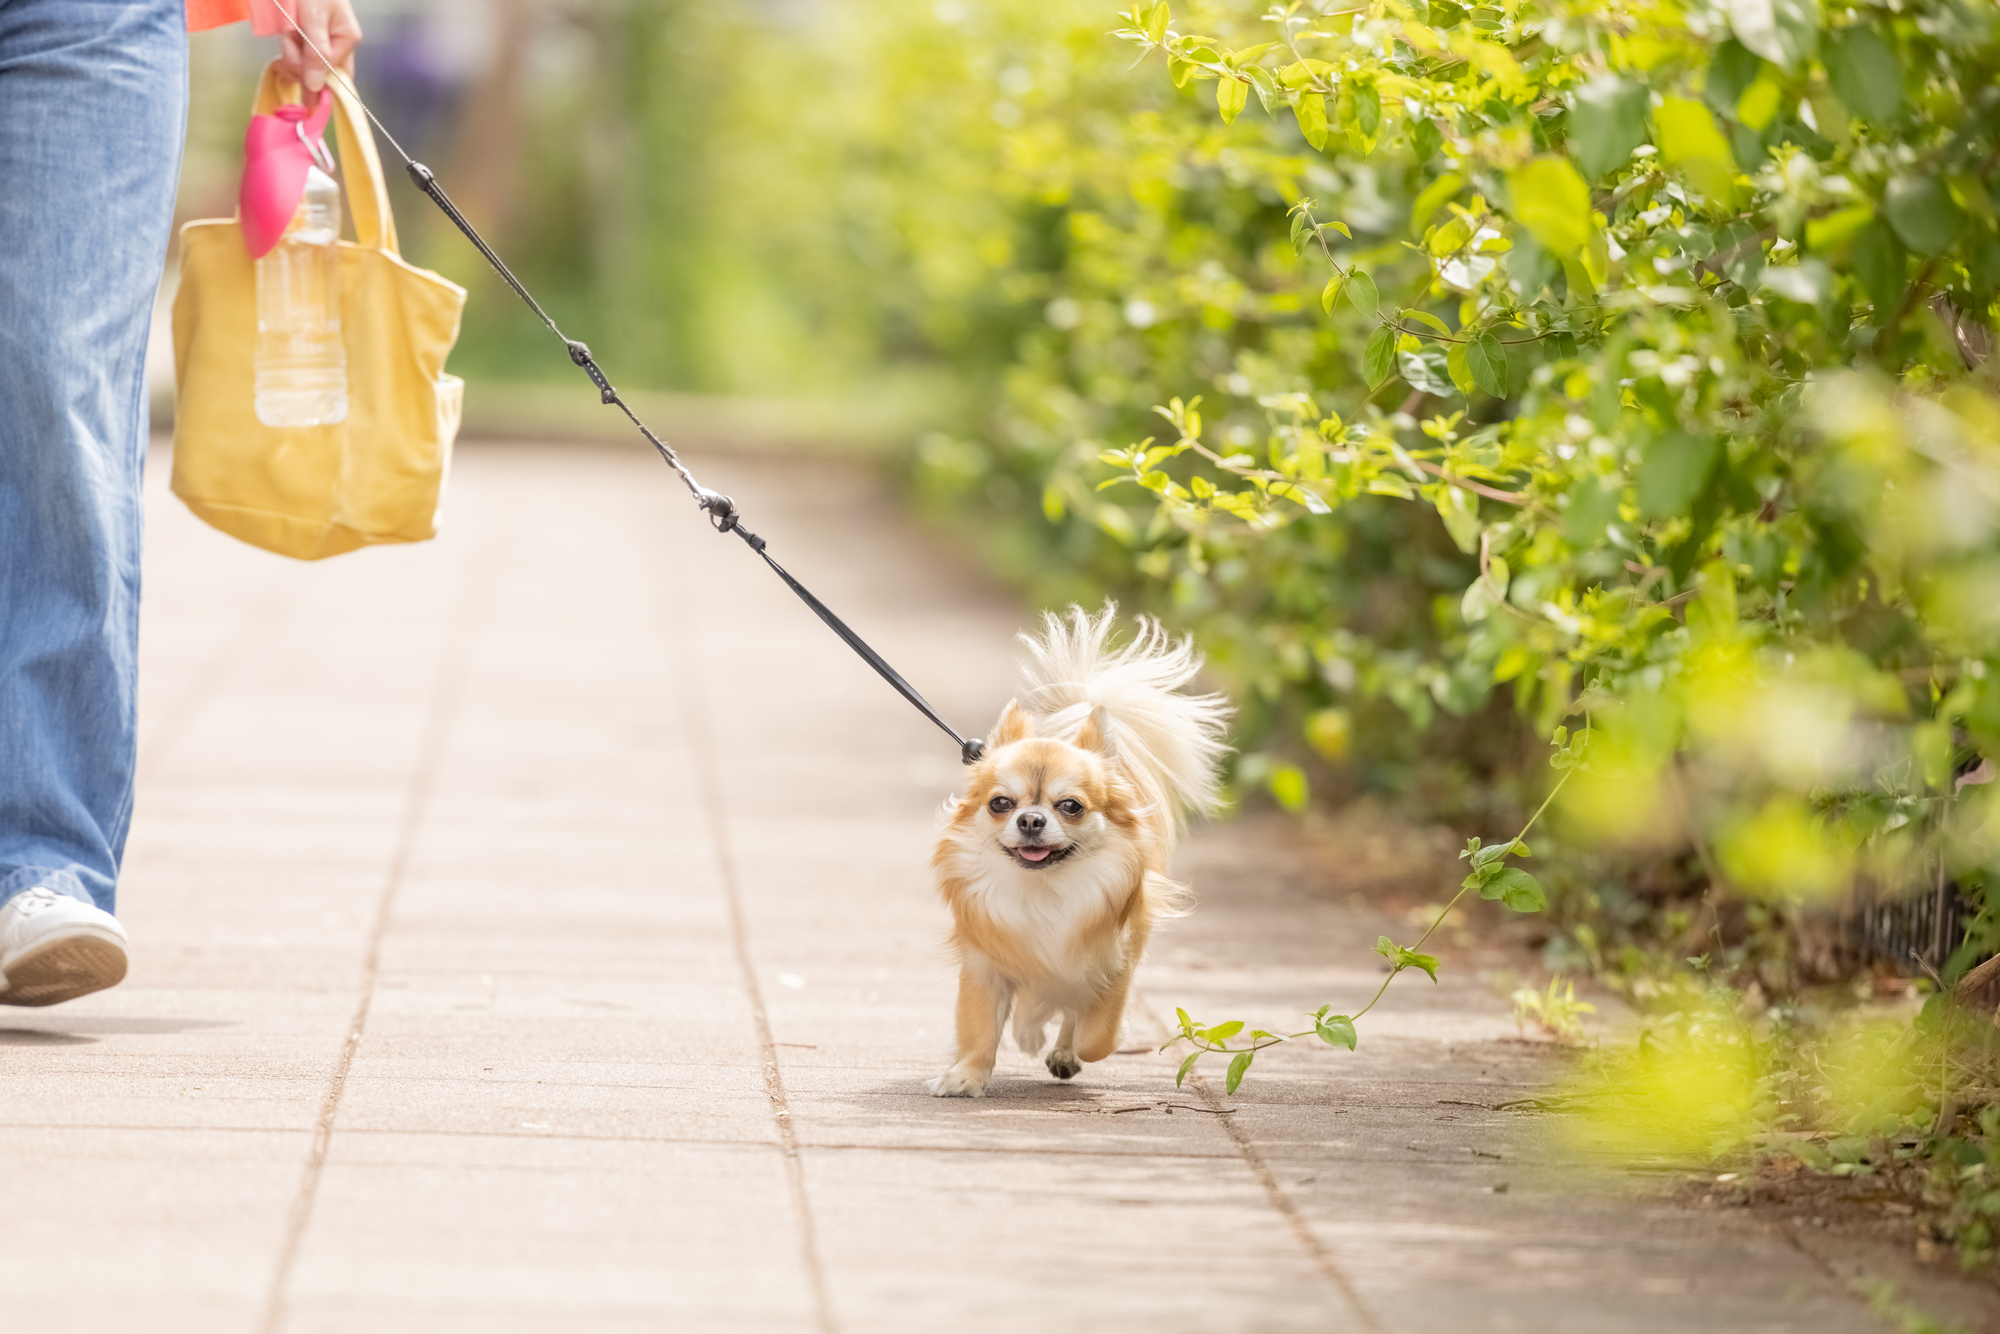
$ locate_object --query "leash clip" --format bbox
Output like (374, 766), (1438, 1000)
(699, 489), (738, 531)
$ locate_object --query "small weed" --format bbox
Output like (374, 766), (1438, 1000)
(1512, 976), (1596, 1043)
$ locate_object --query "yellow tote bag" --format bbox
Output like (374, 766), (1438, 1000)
(172, 63), (466, 561)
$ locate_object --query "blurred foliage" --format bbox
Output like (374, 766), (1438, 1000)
(1558, 981), (2000, 1275)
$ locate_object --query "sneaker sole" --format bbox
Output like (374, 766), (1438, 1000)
(0, 929), (128, 1006)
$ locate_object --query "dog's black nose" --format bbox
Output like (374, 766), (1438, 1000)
(1017, 811), (1046, 835)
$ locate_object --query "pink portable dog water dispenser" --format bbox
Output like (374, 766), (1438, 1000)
(239, 88), (333, 259)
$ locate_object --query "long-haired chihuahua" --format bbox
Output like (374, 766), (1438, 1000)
(927, 605), (1231, 1097)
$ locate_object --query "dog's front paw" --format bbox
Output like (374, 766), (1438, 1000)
(927, 1068), (988, 1098)
(1046, 1048), (1082, 1081)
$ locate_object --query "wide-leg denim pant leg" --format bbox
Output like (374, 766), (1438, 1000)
(0, 0), (187, 914)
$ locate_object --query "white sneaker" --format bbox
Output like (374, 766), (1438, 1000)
(0, 887), (129, 1006)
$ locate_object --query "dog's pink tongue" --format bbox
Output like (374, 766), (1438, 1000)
(1018, 846), (1052, 862)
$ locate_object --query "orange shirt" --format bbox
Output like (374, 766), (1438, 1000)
(187, 0), (286, 34)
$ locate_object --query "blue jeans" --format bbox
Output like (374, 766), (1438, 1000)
(0, 0), (187, 913)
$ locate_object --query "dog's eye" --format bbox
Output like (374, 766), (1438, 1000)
(1056, 798), (1085, 817)
(987, 795), (1016, 814)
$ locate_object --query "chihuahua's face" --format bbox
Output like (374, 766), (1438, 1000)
(947, 700), (1135, 875)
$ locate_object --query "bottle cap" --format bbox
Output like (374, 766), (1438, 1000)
(240, 88), (334, 259)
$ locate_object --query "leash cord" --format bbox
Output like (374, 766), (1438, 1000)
(268, 12), (986, 766)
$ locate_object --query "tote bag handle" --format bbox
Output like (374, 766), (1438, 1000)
(250, 62), (399, 256)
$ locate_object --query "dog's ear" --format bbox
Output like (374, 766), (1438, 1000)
(990, 698), (1033, 747)
(1073, 704), (1115, 755)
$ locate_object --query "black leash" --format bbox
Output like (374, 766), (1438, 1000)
(274, 22), (986, 766)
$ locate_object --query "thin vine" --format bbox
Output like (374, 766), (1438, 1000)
(1163, 725), (1589, 1094)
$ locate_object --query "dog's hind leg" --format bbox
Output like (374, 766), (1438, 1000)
(1075, 971), (1134, 1065)
(1045, 1012), (1082, 1080)
(1012, 998), (1054, 1055)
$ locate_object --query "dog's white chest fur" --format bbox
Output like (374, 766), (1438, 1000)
(954, 853), (1136, 995)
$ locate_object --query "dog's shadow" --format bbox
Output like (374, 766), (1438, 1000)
(884, 1075), (1138, 1113)
(0, 1016), (236, 1047)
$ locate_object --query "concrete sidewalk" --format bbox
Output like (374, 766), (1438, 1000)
(0, 440), (1973, 1332)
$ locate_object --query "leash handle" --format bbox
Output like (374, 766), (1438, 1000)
(269, 6), (986, 766)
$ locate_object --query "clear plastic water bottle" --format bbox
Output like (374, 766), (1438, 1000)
(253, 164), (347, 427)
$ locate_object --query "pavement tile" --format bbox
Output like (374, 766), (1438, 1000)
(285, 1135), (815, 1326)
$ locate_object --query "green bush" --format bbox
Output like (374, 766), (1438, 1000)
(847, 0), (2000, 985)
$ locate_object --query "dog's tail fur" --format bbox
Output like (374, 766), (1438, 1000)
(1018, 604), (1232, 828)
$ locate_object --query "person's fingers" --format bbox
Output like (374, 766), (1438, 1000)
(297, 3), (332, 92)
(324, 0), (363, 71)
(273, 2), (362, 95)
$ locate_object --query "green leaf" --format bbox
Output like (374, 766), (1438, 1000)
(1175, 1007), (1192, 1030)
(1636, 431), (1720, 518)
(1489, 866), (1548, 912)
(1176, 1051), (1200, 1088)
(1467, 332), (1506, 396)
(1853, 220), (1907, 313)
(1316, 1014), (1358, 1050)
(1563, 478), (1618, 545)
(1274, 482), (1331, 515)
(1226, 1049), (1254, 1093)
(1704, 40), (1761, 121)
(1884, 175), (1964, 256)
(1245, 65), (1281, 115)
(1410, 172), (1465, 233)
(1145, 1), (1168, 45)
(1735, 73), (1783, 132)
(1295, 92), (1328, 151)
(1363, 324), (1397, 390)
(1436, 484), (1480, 553)
(1289, 209), (1308, 253)
(1322, 278), (1341, 316)
(1351, 81), (1382, 148)
(1804, 204), (1874, 257)
(1569, 77), (1648, 182)
(1654, 98), (1739, 207)
(1409, 114), (1442, 165)
(1507, 156), (1591, 258)
(1398, 345), (1455, 397)
(1344, 269), (1379, 320)
(1374, 935), (1441, 982)
(1401, 308), (1452, 338)
(1728, 0), (1819, 71)
(1446, 341), (1475, 395)
(1477, 865), (1530, 902)
(1217, 75), (1248, 124)
(1823, 25), (1900, 123)
(1207, 1019), (1244, 1041)
(1460, 577), (1496, 624)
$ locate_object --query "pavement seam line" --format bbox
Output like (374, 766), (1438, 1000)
(255, 544), (492, 1334)
(670, 587), (839, 1334)
(1135, 986), (1384, 1331)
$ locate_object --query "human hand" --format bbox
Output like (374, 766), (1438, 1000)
(272, 0), (363, 94)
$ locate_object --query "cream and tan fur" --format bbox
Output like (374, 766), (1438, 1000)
(926, 605), (1231, 1097)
